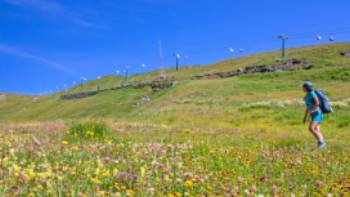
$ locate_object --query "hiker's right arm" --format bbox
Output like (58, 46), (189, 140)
(303, 108), (308, 124)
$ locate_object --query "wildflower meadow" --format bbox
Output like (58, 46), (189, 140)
(0, 121), (349, 196)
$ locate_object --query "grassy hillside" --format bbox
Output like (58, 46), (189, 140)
(1, 43), (350, 196)
(1, 43), (350, 127)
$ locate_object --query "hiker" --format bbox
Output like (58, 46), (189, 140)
(302, 82), (326, 148)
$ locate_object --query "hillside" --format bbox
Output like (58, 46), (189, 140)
(1, 43), (350, 196)
(1, 43), (350, 132)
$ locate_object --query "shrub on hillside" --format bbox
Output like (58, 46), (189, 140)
(68, 121), (111, 141)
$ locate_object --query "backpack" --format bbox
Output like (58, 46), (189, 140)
(315, 90), (333, 114)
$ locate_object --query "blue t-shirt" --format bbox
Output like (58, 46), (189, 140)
(304, 91), (321, 113)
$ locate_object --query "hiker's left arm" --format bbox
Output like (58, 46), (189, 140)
(311, 97), (320, 114)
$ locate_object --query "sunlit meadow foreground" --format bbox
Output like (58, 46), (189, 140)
(0, 121), (349, 197)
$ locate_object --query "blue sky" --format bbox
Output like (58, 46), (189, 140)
(0, 0), (350, 95)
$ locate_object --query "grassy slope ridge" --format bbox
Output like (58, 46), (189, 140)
(1, 43), (350, 128)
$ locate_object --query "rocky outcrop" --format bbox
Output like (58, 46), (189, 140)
(61, 91), (98, 100)
(340, 51), (350, 57)
(61, 79), (174, 100)
(191, 59), (312, 80)
(150, 78), (174, 92)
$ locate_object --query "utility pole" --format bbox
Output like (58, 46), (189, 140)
(174, 53), (181, 72)
(278, 35), (288, 58)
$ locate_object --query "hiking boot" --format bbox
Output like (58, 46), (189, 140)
(318, 141), (327, 149)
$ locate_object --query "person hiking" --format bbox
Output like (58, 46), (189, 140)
(302, 82), (326, 149)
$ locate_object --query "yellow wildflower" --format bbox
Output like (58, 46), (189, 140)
(114, 182), (121, 190)
(61, 140), (69, 145)
(11, 164), (21, 175)
(177, 162), (183, 169)
(72, 145), (79, 151)
(102, 170), (110, 177)
(140, 166), (145, 177)
(112, 168), (119, 176)
(90, 177), (101, 185)
(46, 189), (53, 195)
(126, 189), (135, 196)
(184, 180), (193, 187)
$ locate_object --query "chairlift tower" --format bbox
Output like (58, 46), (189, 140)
(174, 53), (181, 72)
(124, 65), (129, 82)
(80, 77), (87, 87)
(278, 35), (288, 58)
(119, 68), (129, 87)
(158, 40), (168, 79)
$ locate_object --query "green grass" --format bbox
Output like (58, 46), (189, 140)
(1, 43), (350, 195)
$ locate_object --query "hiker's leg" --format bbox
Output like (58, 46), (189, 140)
(309, 122), (323, 142)
(314, 123), (324, 142)
(308, 122), (319, 140)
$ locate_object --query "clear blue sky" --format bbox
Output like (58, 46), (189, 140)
(1, 0), (349, 95)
